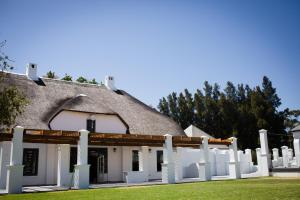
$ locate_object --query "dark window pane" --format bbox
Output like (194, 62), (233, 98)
(132, 150), (139, 171)
(87, 119), (96, 132)
(23, 148), (39, 176)
(157, 150), (163, 172)
(70, 147), (77, 172)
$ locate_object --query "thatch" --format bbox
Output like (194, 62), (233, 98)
(1, 72), (184, 136)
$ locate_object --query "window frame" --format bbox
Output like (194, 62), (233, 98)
(86, 119), (96, 133)
(132, 150), (139, 171)
(157, 150), (163, 172)
(23, 148), (39, 176)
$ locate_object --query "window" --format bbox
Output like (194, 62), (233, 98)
(157, 151), (163, 172)
(69, 147), (77, 173)
(23, 148), (39, 176)
(86, 119), (96, 132)
(132, 150), (139, 171)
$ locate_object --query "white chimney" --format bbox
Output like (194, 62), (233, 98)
(104, 75), (117, 91)
(26, 63), (39, 81)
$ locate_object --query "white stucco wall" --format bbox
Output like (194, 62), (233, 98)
(50, 110), (127, 133)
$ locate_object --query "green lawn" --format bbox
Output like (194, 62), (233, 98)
(0, 178), (300, 200)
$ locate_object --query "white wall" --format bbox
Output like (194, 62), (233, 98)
(22, 143), (58, 186)
(50, 110), (127, 133)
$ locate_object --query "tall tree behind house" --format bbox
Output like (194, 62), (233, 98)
(158, 76), (297, 149)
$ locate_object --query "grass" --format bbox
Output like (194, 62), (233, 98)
(0, 178), (300, 200)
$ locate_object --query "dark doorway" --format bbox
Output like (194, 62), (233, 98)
(70, 147), (108, 183)
(88, 148), (108, 183)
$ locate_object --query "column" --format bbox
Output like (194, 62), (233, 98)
(245, 149), (253, 173)
(0, 141), (11, 189)
(272, 148), (279, 168)
(228, 137), (241, 179)
(259, 129), (270, 176)
(175, 147), (183, 181)
(293, 131), (300, 167)
(139, 146), (149, 182)
(57, 144), (71, 187)
(6, 126), (24, 194)
(245, 149), (252, 162)
(281, 146), (289, 168)
(74, 130), (90, 189)
(256, 148), (261, 173)
(162, 134), (175, 183)
(198, 136), (211, 181)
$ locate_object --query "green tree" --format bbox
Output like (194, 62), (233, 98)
(0, 40), (13, 71)
(76, 76), (88, 83)
(89, 78), (98, 84)
(0, 41), (28, 129)
(61, 74), (72, 81)
(158, 97), (170, 116)
(46, 71), (55, 79)
(158, 76), (290, 149)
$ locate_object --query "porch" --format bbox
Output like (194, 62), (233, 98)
(0, 127), (234, 194)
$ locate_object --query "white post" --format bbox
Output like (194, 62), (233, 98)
(74, 130), (90, 189)
(6, 126), (24, 194)
(162, 134), (175, 183)
(281, 146), (288, 168)
(293, 131), (300, 167)
(228, 137), (241, 179)
(175, 147), (183, 182)
(272, 148), (279, 168)
(256, 148), (261, 173)
(0, 141), (11, 189)
(139, 146), (149, 182)
(245, 149), (252, 162)
(57, 144), (71, 187)
(272, 148), (279, 161)
(198, 136), (211, 181)
(259, 129), (270, 176)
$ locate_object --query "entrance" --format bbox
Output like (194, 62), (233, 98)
(88, 148), (108, 183)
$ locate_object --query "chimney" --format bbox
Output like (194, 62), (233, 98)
(26, 63), (39, 81)
(104, 75), (117, 91)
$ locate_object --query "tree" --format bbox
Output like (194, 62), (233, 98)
(0, 41), (28, 130)
(0, 86), (28, 129)
(45, 71), (56, 79)
(0, 40), (13, 71)
(76, 76), (88, 83)
(61, 74), (72, 81)
(158, 97), (170, 116)
(158, 76), (291, 149)
(89, 78), (98, 85)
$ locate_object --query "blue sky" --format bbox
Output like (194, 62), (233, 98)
(1, 0), (300, 110)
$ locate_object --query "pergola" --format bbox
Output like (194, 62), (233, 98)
(0, 128), (232, 147)
(0, 127), (236, 194)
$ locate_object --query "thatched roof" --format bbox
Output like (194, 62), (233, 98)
(291, 124), (300, 132)
(1, 72), (184, 136)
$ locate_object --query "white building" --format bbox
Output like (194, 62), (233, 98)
(0, 64), (258, 194)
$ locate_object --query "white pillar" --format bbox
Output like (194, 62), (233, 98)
(281, 146), (289, 168)
(6, 126), (24, 194)
(0, 141), (11, 189)
(57, 144), (71, 187)
(293, 131), (300, 167)
(272, 148), (279, 161)
(259, 129), (270, 176)
(272, 148), (279, 168)
(139, 146), (149, 182)
(228, 137), (241, 179)
(198, 136), (211, 181)
(245, 149), (252, 162)
(175, 147), (183, 181)
(256, 148), (261, 173)
(162, 134), (175, 183)
(74, 130), (90, 189)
